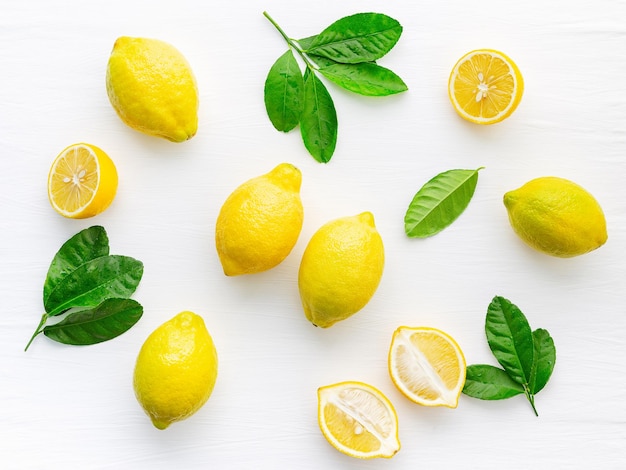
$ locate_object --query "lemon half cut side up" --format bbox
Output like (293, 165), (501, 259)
(448, 49), (524, 125)
(47, 143), (118, 219)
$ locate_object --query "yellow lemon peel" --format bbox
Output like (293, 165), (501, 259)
(298, 212), (384, 328)
(215, 163), (303, 276)
(504, 176), (607, 257)
(106, 36), (199, 142)
(133, 311), (218, 430)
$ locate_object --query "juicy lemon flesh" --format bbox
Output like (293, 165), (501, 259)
(299, 212), (384, 328)
(504, 176), (607, 257)
(449, 49), (523, 125)
(106, 36), (198, 142)
(215, 163), (303, 276)
(323, 405), (382, 454)
(389, 327), (466, 408)
(133, 311), (218, 430)
(47, 143), (118, 219)
(318, 382), (400, 459)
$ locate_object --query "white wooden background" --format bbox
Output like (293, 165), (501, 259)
(2, 0), (625, 468)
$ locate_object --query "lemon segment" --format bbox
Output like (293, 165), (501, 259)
(448, 49), (524, 125)
(298, 212), (384, 328)
(106, 36), (199, 142)
(133, 311), (218, 430)
(388, 326), (466, 408)
(317, 381), (400, 459)
(215, 163), (304, 276)
(504, 176), (607, 257)
(47, 143), (118, 219)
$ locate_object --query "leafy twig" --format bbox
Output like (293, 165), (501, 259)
(462, 296), (556, 416)
(263, 11), (407, 163)
(25, 226), (144, 351)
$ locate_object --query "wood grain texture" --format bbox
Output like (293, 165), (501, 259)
(2, 0), (626, 468)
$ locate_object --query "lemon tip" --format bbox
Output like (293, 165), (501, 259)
(151, 418), (170, 430)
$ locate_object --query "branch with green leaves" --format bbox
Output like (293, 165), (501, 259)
(463, 296), (556, 416)
(263, 11), (408, 163)
(25, 226), (144, 351)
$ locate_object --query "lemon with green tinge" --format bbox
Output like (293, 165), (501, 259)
(215, 163), (304, 276)
(106, 36), (199, 142)
(298, 212), (384, 328)
(133, 311), (218, 430)
(503, 176), (607, 257)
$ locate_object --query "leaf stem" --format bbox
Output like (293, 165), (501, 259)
(524, 385), (539, 417)
(263, 12), (292, 45)
(25, 313), (48, 351)
(263, 11), (317, 70)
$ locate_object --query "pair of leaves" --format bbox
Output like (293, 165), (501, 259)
(264, 44), (338, 163)
(463, 296), (556, 416)
(299, 35), (408, 97)
(263, 12), (408, 163)
(25, 226), (144, 350)
(405, 168), (483, 238)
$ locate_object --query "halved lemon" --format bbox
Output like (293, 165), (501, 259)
(448, 49), (524, 125)
(388, 326), (466, 408)
(317, 381), (400, 460)
(47, 143), (118, 218)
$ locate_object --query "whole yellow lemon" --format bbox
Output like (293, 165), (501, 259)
(106, 36), (199, 142)
(298, 212), (384, 328)
(503, 176), (607, 257)
(215, 163), (304, 276)
(133, 311), (218, 430)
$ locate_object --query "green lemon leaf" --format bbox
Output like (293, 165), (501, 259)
(43, 226), (109, 305)
(485, 296), (535, 387)
(296, 35), (316, 51)
(297, 36), (343, 68)
(530, 328), (556, 394)
(264, 50), (304, 132)
(297, 36), (342, 69)
(43, 298), (143, 346)
(463, 364), (525, 400)
(300, 68), (338, 163)
(318, 62), (407, 96)
(44, 255), (144, 317)
(300, 35), (378, 69)
(305, 13), (402, 64)
(404, 168), (483, 238)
